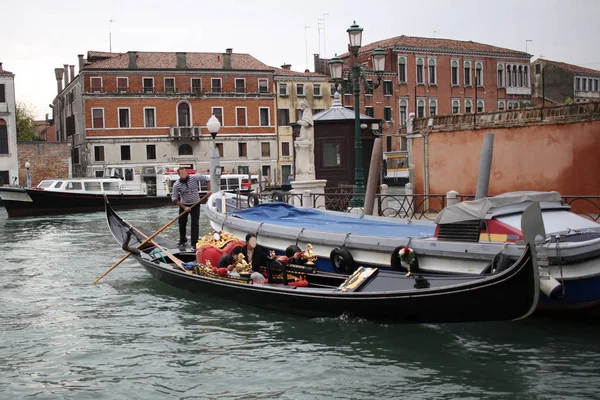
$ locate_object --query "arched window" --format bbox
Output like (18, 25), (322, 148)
(399, 100), (408, 127)
(512, 67), (517, 88)
(477, 101), (484, 113)
(498, 101), (506, 111)
(523, 66), (529, 87)
(465, 100), (472, 113)
(429, 99), (437, 116)
(177, 102), (191, 127)
(0, 118), (8, 155)
(452, 100), (460, 114)
(428, 59), (436, 84)
(475, 62), (483, 86)
(518, 66), (523, 87)
(178, 144), (193, 156)
(417, 99), (425, 118)
(451, 60), (459, 85)
(398, 57), (407, 83)
(464, 61), (471, 86)
(497, 64), (504, 87)
(506, 65), (512, 87)
(416, 58), (424, 84)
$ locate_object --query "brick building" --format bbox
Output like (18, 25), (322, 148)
(17, 142), (71, 186)
(531, 59), (600, 104)
(53, 49), (277, 177)
(273, 64), (332, 184)
(0, 62), (18, 185)
(330, 35), (533, 152)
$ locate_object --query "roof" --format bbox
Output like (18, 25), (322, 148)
(434, 191), (563, 224)
(535, 59), (600, 77)
(83, 51), (274, 71)
(273, 67), (327, 78)
(313, 91), (374, 121)
(0, 68), (14, 76)
(340, 35), (530, 59)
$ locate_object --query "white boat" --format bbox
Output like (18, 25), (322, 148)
(206, 191), (600, 317)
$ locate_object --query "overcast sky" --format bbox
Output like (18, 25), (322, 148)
(3, 0), (600, 119)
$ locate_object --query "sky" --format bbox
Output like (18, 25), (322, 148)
(3, 0), (600, 119)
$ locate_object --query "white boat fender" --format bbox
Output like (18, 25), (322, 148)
(539, 274), (564, 299)
(330, 247), (356, 275)
(247, 193), (260, 208)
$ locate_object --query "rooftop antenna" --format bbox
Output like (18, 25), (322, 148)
(304, 25), (313, 71)
(525, 39), (533, 54)
(318, 18), (324, 56)
(322, 13), (329, 58)
(109, 18), (115, 52)
(433, 30), (438, 38)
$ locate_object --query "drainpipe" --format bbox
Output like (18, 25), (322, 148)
(275, 79), (280, 187)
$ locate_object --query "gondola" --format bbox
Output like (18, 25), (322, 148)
(105, 198), (541, 324)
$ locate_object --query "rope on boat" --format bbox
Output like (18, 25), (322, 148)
(221, 213), (230, 232)
(295, 228), (306, 247)
(342, 232), (351, 247)
(255, 222), (265, 239)
(555, 236), (566, 298)
(150, 248), (167, 264)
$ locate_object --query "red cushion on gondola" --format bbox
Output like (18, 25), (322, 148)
(197, 245), (224, 267)
(288, 280), (309, 287)
(222, 240), (246, 254)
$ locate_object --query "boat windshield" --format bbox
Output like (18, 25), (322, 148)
(38, 181), (54, 188)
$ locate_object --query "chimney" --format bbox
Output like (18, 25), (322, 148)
(281, 63), (291, 70)
(0, 62), (3, 71)
(128, 51), (137, 69)
(176, 52), (187, 69)
(63, 64), (69, 86)
(69, 65), (75, 82)
(55, 67), (65, 93)
(223, 48), (232, 70)
(78, 54), (84, 72)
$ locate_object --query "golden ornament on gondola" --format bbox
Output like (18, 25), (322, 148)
(197, 230), (240, 249)
(302, 243), (317, 266)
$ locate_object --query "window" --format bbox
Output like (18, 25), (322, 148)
(322, 142), (341, 167)
(164, 78), (175, 93)
(211, 78), (222, 93)
(477, 101), (484, 113)
(143, 78), (154, 93)
(216, 143), (224, 157)
(0, 170), (9, 185)
(281, 142), (291, 157)
(212, 107), (224, 125)
(498, 101), (506, 111)
(259, 107), (270, 126)
(576, 77), (581, 91)
(365, 106), (374, 117)
(524, 66), (529, 87)
(236, 107), (247, 126)
(416, 58), (424, 84)
(465, 100), (472, 113)
(451, 60), (459, 86)
(365, 80), (373, 95)
(595, 79), (599, 92)
(497, 64), (504, 87)
(0, 84), (5, 103)
(94, 146), (105, 161)
(259, 79), (269, 93)
(191, 78), (202, 94)
(90, 77), (102, 92)
(120, 145), (131, 161)
(92, 108), (104, 128)
(262, 165), (271, 178)
(330, 84), (336, 96)
(65, 181), (82, 191)
(313, 83), (322, 96)
(278, 109), (290, 125)
(475, 62), (483, 86)
(518, 66), (523, 87)
(72, 147), (80, 164)
(512, 67), (517, 88)
(84, 182), (101, 191)
(507, 65), (512, 87)
(398, 57), (407, 83)
(235, 78), (246, 93)
(261, 142), (270, 157)
(177, 102), (191, 126)
(383, 80), (393, 95)
(464, 62), (471, 86)
(146, 144), (156, 160)
(279, 83), (288, 95)
(238, 142), (247, 157)
(428, 59), (436, 84)
(386, 136), (392, 152)
(429, 100), (437, 116)
(417, 100), (425, 118)
(296, 83), (305, 96)
(117, 77), (128, 92)
(535, 64), (541, 74)
(452, 100), (460, 114)
(384, 106), (393, 121)
(178, 144), (193, 156)
(0, 122), (7, 154)
(144, 108), (156, 128)
(399, 100), (407, 127)
(118, 108), (130, 128)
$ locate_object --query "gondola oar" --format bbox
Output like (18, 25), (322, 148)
(93, 193), (210, 284)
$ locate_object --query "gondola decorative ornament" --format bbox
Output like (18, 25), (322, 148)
(398, 247), (416, 277)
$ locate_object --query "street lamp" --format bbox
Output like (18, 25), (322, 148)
(329, 21), (387, 207)
(25, 161), (32, 188)
(206, 114), (221, 194)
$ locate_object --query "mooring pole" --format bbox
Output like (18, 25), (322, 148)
(475, 132), (494, 200)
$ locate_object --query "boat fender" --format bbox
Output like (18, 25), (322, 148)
(285, 245), (304, 264)
(390, 246), (420, 273)
(247, 193), (260, 208)
(540, 275), (564, 299)
(272, 191), (285, 202)
(330, 246), (356, 275)
(491, 252), (512, 274)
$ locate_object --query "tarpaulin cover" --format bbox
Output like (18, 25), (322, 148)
(231, 202), (435, 238)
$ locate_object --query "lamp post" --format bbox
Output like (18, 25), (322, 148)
(329, 21), (386, 207)
(25, 161), (32, 188)
(206, 114), (221, 194)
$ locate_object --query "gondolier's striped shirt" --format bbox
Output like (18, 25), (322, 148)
(171, 174), (208, 205)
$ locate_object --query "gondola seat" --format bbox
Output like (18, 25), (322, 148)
(196, 239), (245, 268)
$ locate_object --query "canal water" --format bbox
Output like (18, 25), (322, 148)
(1, 205), (600, 399)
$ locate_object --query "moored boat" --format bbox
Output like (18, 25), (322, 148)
(105, 198), (541, 324)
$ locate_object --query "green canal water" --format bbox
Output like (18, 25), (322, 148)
(1, 205), (600, 399)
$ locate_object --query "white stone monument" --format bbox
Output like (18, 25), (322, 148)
(291, 100), (327, 208)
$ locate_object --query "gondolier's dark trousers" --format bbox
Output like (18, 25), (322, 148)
(179, 204), (200, 247)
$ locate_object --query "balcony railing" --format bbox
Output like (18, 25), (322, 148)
(165, 87), (176, 94)
(143, 87), (154, 94)
(235, 87), (246, 93)
(170, 126), (202, 139)
(211, 87), (222, 93)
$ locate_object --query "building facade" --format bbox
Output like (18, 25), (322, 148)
(53, 49), (277, 179)
(531, 59), (600, 104)
(0, 63), (18, 185)
(331, 35), (533, 152)
(273, 64), (332, 185)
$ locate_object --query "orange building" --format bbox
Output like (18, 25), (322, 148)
(53, 49), (276, 177)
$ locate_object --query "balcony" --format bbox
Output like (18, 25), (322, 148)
(165, 87), (177, 94)
(506, 86), (531, 95)
(235, 86), (246, 93)
(574, 90), (600, 100)
(143, 87), (155, 94)
(170, 126), (202, 139)
(211, 87), (222, 93)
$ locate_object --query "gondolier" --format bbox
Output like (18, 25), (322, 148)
(171, 167), (210, 248)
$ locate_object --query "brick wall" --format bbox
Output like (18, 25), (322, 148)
(17, 142), (71, 186)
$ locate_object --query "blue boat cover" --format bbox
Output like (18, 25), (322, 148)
(231, 202), (436, 238)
